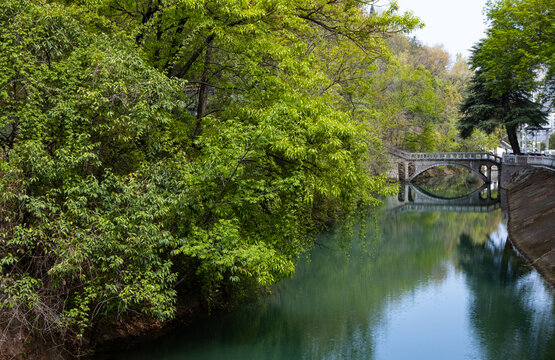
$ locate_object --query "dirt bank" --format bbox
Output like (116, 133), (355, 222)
(503, 168), (555, 287)
(0, 289), (205, 360)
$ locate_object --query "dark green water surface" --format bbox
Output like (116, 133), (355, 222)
(106, 189), (555, 360)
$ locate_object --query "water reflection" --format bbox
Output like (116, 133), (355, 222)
(393, 182), (500, 214)
(412, 168), (486, 198)
(103, 188), (554, 360)
(457, 223), (555, 360)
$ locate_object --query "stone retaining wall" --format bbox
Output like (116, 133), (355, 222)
(503, 168), (555, 287)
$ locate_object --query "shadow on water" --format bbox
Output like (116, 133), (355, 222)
(101, 180), (554, 360)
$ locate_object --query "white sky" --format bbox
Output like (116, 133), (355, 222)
(393, 0), (489, 59)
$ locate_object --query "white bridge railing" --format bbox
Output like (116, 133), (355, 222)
(503, 154), (555, 168)
(390, 148), (555, 169)
(390, 149), (502, 164)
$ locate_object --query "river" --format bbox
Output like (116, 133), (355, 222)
(103, 182), (555, 360)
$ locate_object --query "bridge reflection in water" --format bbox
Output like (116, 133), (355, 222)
(391, 182), (500, 214)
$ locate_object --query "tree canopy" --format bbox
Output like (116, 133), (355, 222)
(0, 0), (421, 352)
(459, 64), (547, 154)
(477, 0), (554, 103)
(458, 0), (553, 153)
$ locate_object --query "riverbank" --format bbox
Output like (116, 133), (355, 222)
(503, 167), (555, 287)
(0, 286), (234, 360)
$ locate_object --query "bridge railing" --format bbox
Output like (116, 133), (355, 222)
(389, 148), (502, 164)
(503, 154), (555, 168)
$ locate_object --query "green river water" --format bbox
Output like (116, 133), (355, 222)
(105, 183), (555, 360)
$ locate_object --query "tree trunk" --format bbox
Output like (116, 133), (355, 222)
(192, 37), (214, 140)
(505, 124), (521, 155)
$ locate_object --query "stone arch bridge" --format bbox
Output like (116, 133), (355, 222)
(388, 148), (502, 183)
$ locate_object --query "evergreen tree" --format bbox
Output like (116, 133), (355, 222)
(458, 66), (547, 154)
(458, 0), (554, 155)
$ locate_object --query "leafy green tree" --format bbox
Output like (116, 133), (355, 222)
(458, 0), (553, 154)
(0, 0), (192, 341)
(367, 34), (482, 153)
(475, 0), (555, 103)
(0, 0), (419, 352)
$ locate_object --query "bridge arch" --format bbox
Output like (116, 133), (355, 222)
(388, 149), (502, 184)
(408, 163), (489, 183)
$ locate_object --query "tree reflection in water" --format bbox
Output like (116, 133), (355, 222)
(102, 191), (554, 360)
(457, 228), (555, 360)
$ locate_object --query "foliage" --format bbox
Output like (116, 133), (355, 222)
(365, 35), (495, 153)
(458, 0), (553, 154)
(476, 0), (555, 103)
(458, 66), (547, 154)
(0, 0), (418, 349)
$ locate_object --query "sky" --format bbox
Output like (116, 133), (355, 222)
(393, 0), (489, 59)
